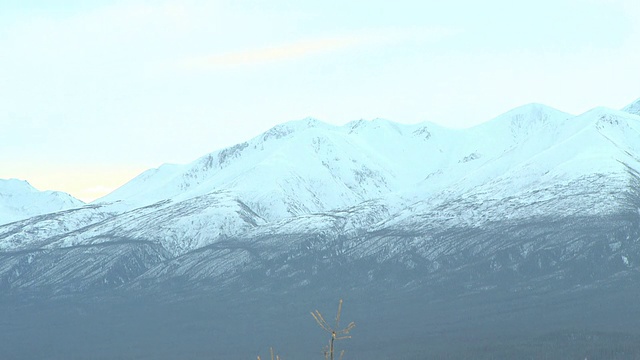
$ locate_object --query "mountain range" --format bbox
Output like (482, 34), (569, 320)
(1, 97), (640, 359)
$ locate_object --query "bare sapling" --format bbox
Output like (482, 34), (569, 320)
(311, 299), (355, 360)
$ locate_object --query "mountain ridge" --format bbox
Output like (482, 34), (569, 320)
(2, 101), (639, 241)
(2, 101), (639, 257)
(92, 103), (583, 220)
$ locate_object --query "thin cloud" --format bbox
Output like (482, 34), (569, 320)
(181, 26), (460, 69)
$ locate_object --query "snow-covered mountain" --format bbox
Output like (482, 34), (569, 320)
(95, 104), (576, 219)
(0, 179), (84, 226)
(2, 102), (639, 258)
(83, 102), (638, 234)
(95, 117), (449, 221)
(2, 99), (640, 359)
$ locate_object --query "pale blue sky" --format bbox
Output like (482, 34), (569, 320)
(1, 0), (639, 201)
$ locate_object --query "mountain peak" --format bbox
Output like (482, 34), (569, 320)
(0, 178), (84, 225)
(344, 118), (404, 136)
(282, 117), (328, 130)
(259, 117), (331, 143)
(474, 103), (571, 140)
(622, 97), (640, 116)
(291, 116), (324, 128)
(497, 103), (570, 120)
(0, 178), (34, 193)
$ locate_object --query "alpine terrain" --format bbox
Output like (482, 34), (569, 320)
(1, 98), (640, 359)
(0, 179), (84, 226)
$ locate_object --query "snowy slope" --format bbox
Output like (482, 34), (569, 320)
(47, 191), (266, 256)
(622, 97), (640, 116)
(388, 107), (640, 230)
(0, 204), (116, 252)
(0, 179), (84, 226)
(402, 103), (574, 197)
